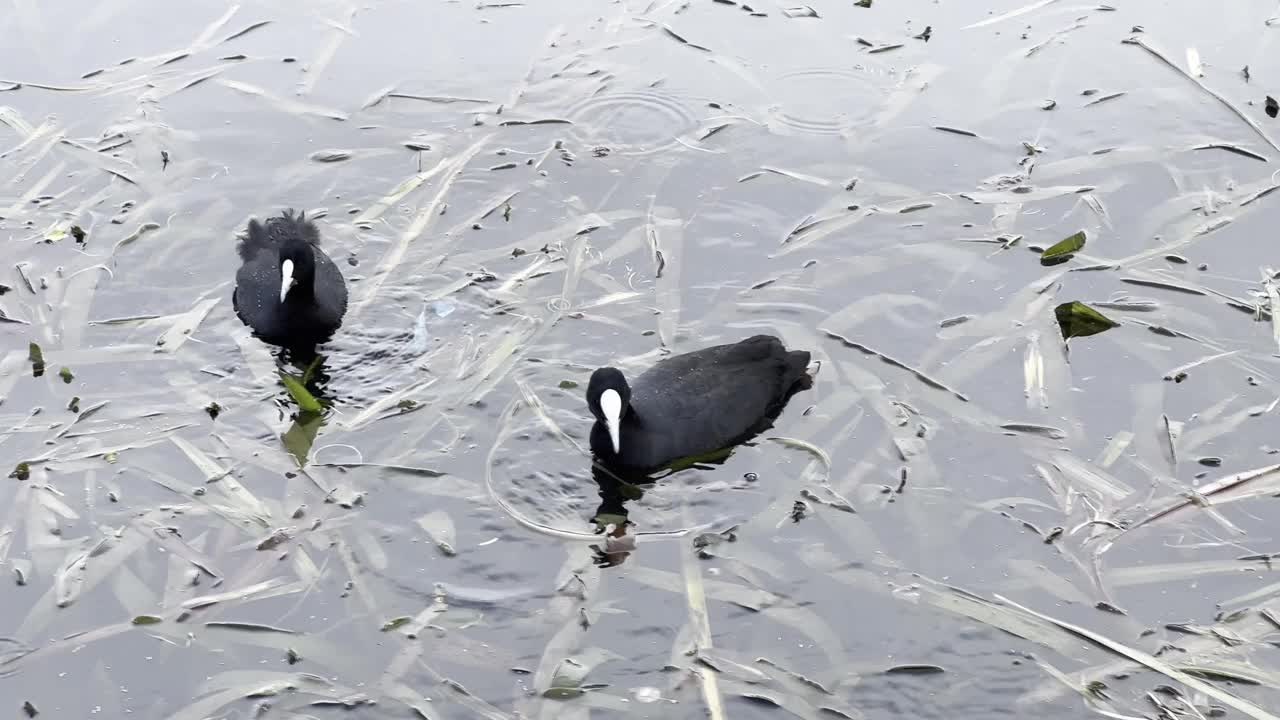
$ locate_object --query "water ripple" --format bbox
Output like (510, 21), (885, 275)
(766, 65), (892, 137)
(565, 90), (699, 156)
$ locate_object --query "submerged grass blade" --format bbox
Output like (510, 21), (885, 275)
(1124, 35), (1280, 152)
(156, 297), (220, 352)
(995, 594), (1280, 720)
(351, 134), (491, 319)
(963, 0), (1059, 29)
(682, 535), (727, 720)
(823, 329), (969, 401)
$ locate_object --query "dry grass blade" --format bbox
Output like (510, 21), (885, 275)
(960, 185), (1093, 204)
(0, 118), (61, 176)
(297, 7), (356, 96)
(54, 546), (90, 608)
(340, 378), (436, 431)
(20, 527), (152, 637)
(1265, 274), (1280, 354)
(1193, 141), (1267, 161)
(434, 669), (517, 720)
(648, 202), (683, 347)
(1241, 183), (1280, 207)
(963, 0), (1059, 29)
(1185, 47), (1203, 77)
(758, 165), (831, 186)
(350, 133), (491, 319)
(183, 578), (298, 610)
(1031, 655), (1149, 720)
(823, 329), (968, 401)
(994, 594), (1280, 720)
(1124, 35), (1280, 152)
(513, 377), (586, 453)
(416, 511), (457, 556)
(190, 3), (241, 48)
(1047, 451), (1132, 502)
(6, 160), (67, 216)
(58, 266), (111, 349)
(170, 436), (272, 522)
(216, 79), (348, 120)
(156, 296), (220, 352)
(1024, 332), (1047, 409)
(221, 20), (271, 44)
(1158, 413), (1177, 470)
(905, 581), (1080, 654)
(57, 139), (140, 185)
(1162, 350), (1238, 382)
(1121, 463), (1280, 535)
(682, 537), (726, 720)
(766, 436), (831, 473)
(460, 319), (545, 405)
(132, 515), (220, 578)
(168, 672), (357, 720)
(352, 156), (449, 225)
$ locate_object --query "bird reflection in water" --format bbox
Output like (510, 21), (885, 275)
(585, 445), (744, 568)
(280, 346), (332, 389)
(587, 463), (646, 568)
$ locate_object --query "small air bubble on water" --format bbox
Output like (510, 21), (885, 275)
(633, 687), (661, 703)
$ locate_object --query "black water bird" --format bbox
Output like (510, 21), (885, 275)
(233, 210), (348, 349)
(586, 334), (812, 472)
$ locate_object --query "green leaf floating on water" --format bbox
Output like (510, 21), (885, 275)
(381, 616), (412, 632)
(132, 615), (163, 625)
(279, 372), (323, 413)
(1055, 301), (1119, 340)
(1040, 231), (1086, 265)
(28, 342), (44, 378)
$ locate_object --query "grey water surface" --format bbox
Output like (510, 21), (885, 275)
(2, 0), (1280, 718)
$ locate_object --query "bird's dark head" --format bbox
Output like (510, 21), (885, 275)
(587, 367), (630, 454)
(278, 238), (316, 304)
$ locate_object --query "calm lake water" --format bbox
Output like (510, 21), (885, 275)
(3, 0), (1280, 717)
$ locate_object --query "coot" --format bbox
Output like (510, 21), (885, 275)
(233, 210), (348, 348)
(586, 334), (812, 472)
